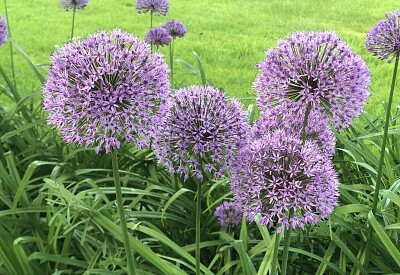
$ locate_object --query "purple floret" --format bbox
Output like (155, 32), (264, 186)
(366, 10), (400, 62)
(153, 85), (250, 182)
(214, 201), (243, 227)
(43, 29), (170, 154)
(162, 20), (187, 39)
(0, 16), (7, 46)
(136, 0), (169, 16)
(60, 0), (89, 11)
(254, 31), (370, 130)
(145, 27), (171, 47)
(230, 129), (339, 233)
(252, 102), (336, 158)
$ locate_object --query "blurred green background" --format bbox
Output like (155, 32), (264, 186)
(0, 0), (399, 114)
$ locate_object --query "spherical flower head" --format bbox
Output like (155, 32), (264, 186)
(60, 0), (89, 11)
(366, 10), (400, 62)
(254, 31), (371, 130)
(0, 16), (7, 46)
(214, 201), (243, 227)
(145, 27), (171, 47)
(43, 29), (170, 154)
(136, 0), (169, 16)
(230, 129), (339, 233)
(252, 103), (336, 158)
(153, 85), (250, 182)
(162, 20), (187, 39)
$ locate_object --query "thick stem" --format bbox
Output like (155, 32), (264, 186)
(71, 9), (76, 40)
(302, 103), (311, 142)
(364, 55), (399, 269)
(195, 180), (202, 275)
(271, 232), (281, 275)
(280, 224), (292, 275)
(169, 39), (174, 87)
(112, 150), (136, 275)
(4, 0), (16, 88)
(150, 11), (153, 52)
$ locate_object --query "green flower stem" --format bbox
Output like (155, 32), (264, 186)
(280, 104), (311, 275)
(364, 55), (399, 268)
(195, 179), (202, 275)
(4, 0), (16, 88)
(169, 39), (175, 86)
(150, 11), (153, 52)
(302, 102), (311, 142)
(150, 10), (153, 29)
(271, 232), (281, 275)
(71, 9), (76, 40)
(280, 223), (292, 275)
(111, 150), (136, 275)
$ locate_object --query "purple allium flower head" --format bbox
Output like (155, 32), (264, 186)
(136, 0), (169, 16)
(162, 20), (187, 39)
(145, 27), (171, 47)
(153, 85), (250, 181)
(366, 10), (400, 62)
(252, 102), (336, 158)
(43, 29), (170, 154)
(214, 201), (243, 227)
(230, 129), (339, 233)
(60, 0), (89, 11)
(254, 31), (370, 130)
(0, 16), (7, 46)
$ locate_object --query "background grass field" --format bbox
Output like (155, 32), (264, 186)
(0, 0), (399, 114)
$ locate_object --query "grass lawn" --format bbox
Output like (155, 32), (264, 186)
(0, 0), (399, 116)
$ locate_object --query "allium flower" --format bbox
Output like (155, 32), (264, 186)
(162, 20), (187, 39)
(214, 201), (243, 227)
(136, 0), (169, 16)
(153, 85), (250, 181)
(0, 16), (7, 46)
(254, 31), (370, 129)
(60, 0), (89, 11)
(230, 129), (339, 232)
(252, 103), (336, 158)
(145, 27), (171, 47)
(366, 10), (400, 62)
(43, 29), (170, 153)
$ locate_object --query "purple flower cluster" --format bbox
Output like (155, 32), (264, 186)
(230, 129), (339, 232)
(162, 20), (187, 39)
(254, 31), (370, 129)
(153, 85), (250, 181)
(136, 0), (169, 16)
(145, 27), (171, 47)
(43, 29), (170, 153)
(214, 202), (243, 227)
(60, 0), (89, 11)
(0, 16), (7, 46)
(252, 102), (336, 158)
(366, 10), (400, 62)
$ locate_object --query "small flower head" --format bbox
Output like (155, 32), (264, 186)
(60, 0), (89, 11)
(145, 27), (171, 47)
(136, 0), (169, 16)
(254, 31), (370, 129)
(0, 16), (7, 46)
(366, 10), (400, 62)
(153, 85), (250, 181)
(214, 201), (243, 227)
(43, 29), (170, 153)
(162, 20), (187, 39)
(252, 103), (336, 158)
(230, 129), (339, 232)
